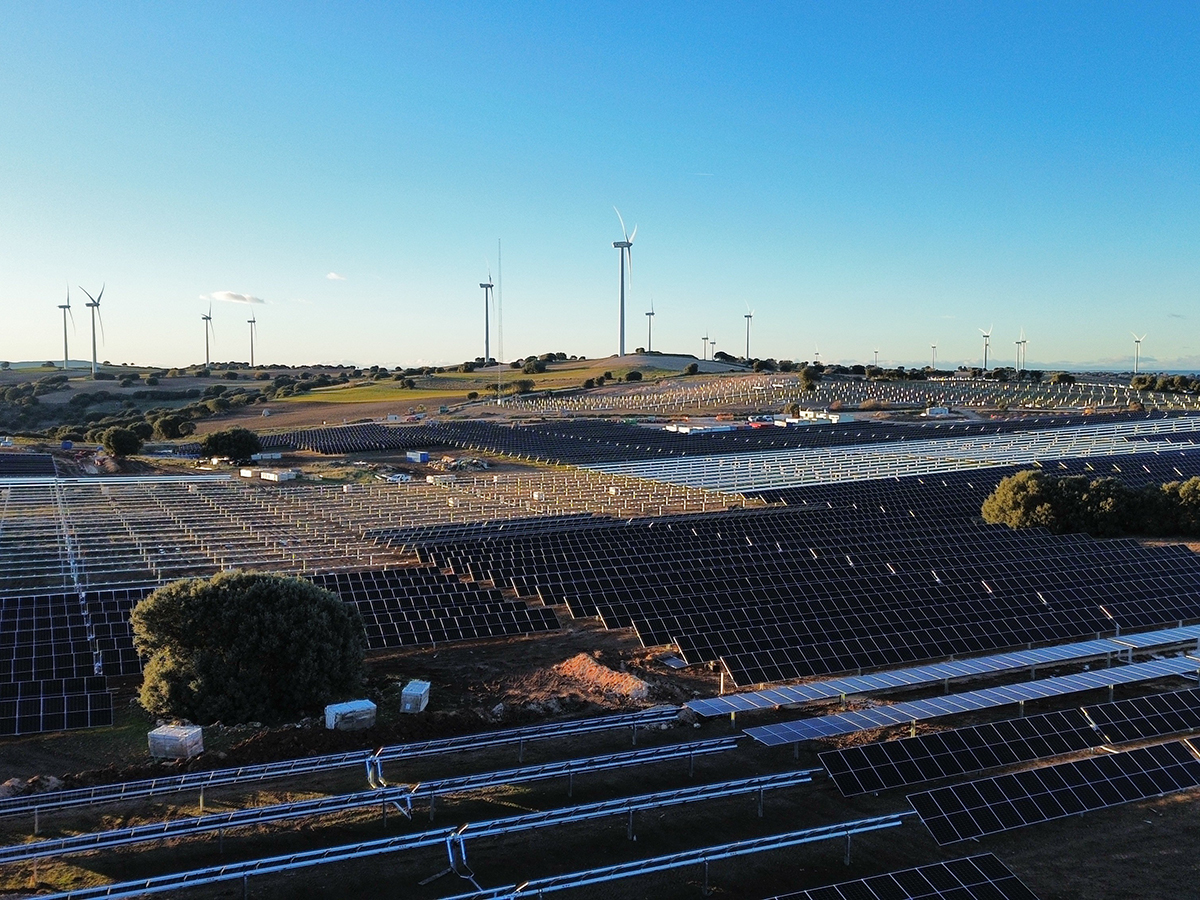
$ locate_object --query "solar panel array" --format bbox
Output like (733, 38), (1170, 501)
(687, 626), (1200, 717)
(822, 687), (1200, 797)
(743, 657), (1200, 746)
(0, 592), (115, 735)
(416, 477), (1200, 686)
(909, 740), (1200, 844)
(0, 452), (57, 477)
(767, 854), (1041, 900)
(309, 569), (560, 648)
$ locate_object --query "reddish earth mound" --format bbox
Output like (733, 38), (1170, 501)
(553, 653), (649, 701)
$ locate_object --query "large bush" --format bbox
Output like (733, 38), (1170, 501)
(132, 571), (365, 724)
(101, 426), (143, 457)
(201, 427), (261, 460)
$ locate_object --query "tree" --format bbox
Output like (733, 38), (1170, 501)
(1049, 372), (1075, 385)
(201, 427), (261, 460)
(132, 571), (365, 724)
(981, 470), (1059, 531)
(625, 370), (643, 382)
(153, 414), (194, 440)
(102, 426), (142, 458)
(683, 363), (699, 376)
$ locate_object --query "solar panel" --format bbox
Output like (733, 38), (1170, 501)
(820, 709), (1099, 796)
(766, 854), (1041, 900)
(909, 740), (1200, 845)
(1084, 688), (1200, 744)
(744, 656), (1200, 746)
(688, 625), (1200, 718)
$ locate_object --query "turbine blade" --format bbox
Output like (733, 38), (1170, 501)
(625, 246), (632, 287)
(97, 309), (106, 345)
(68, 307), (75, 334)
(614, 206), (628, 241)
(96, 283), (104, 304)
(78, 286), (96, 304)
(628, 223), (637, 244)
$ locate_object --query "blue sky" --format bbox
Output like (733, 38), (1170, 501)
(1, 2), (1197, 370)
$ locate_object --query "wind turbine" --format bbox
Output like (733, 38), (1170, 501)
(57, 285), (74, 371)
(701, 332), (709, 361)
(612, 207), (637, 356)
(744, 307), (754, 360)
(79, 284), (105, 376)
(873, 348), (879, 367)
(480, 269), (494, 365)
(980, 325), (993, 370)
(645, 299), (655, 352)
(1132, 332), (1146, 374)
(248, 313), (258, 368)
(202, 303), (215, 368)
(930, 344), (937, 370)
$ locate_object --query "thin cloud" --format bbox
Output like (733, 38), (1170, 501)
(1168, 312), (1185, 319)
(326, 272), (346, 281)
(203, 291), (265, 305)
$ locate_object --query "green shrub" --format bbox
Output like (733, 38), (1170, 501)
(132, 572), (365, 724)
(200, 427), (261, 460)
(101, 426), (142, 457)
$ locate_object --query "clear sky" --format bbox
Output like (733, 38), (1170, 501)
(1, 2), (1197, 371)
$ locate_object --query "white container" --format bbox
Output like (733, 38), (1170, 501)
(407, 450), (430, 463)
(401, 680), (431, 714)
(148, 725), (204, 759)
(324, 699), (377, 731)
(427, 474), (456, 485)
(240, 468), (256, 478)
(261, 469), (297, 482)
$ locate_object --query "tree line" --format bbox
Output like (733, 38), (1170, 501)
(981, 469), (1200, 537)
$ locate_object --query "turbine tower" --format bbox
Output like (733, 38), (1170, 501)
(202, 303), (214, 368)
(980, 326), (993, 370)
(612, 207), (637, 356)
(930, 344), (937, 370)
(480, 271), (494, 365)
(79, 284), (104, 376)
(57, 285), (74, 371)
(744, 308), (754, 360)
(645, 300), (655, 352)
(701, 332), (709, 361)
(248, 313), (257, 368)
(873, 348), (879, 367)
(1132, 332), (1146, 374)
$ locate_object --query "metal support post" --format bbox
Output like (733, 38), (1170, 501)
(702, 859), (711, 896)
(632, 723), (639, 746)
(568, 771), (574, 797)
(199, 787), (204, 814)
(758, 787), (765, 817)
(33, 808), (38, 836)
(689, 750), (695, 777)
(518, 738), (525, 763)
(627, 808), (636, 840)
(845, 833), (852, 865)
(1018, 700), (1025, 718)
(730, 711), (737, 730)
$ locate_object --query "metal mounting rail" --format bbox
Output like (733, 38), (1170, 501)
(0, 707), (680, 818)
(438, 813), (913, 899)
(25, 771), (821, 899)
(405, 737), (740, 807)
(0, 769), (816, 867)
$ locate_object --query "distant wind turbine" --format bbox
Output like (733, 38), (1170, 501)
(79, 284), (105, 376)
(480, 267), (494, 365)
(612, 207), (637, 356)
(873, 348), (879, 367)
(57, 285), (75, 371)
(202, 303), (215, 368)
(980, 325), (993, 370)
(744, 306), (754, 360)
(645, 299), (655, 352)
(248, 313), (258, 368)
(701, 331), (709, 361)
(930, 344), (937, 370)
(1132, 332), (1147, 374)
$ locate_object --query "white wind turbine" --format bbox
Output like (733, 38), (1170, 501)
(480, 265), (495, 365)
(612, 207), (637, 356)
(1132, 332), (1146, 374)
(248, 312), (258, 368)
(743, 306), (754, 360)
(202, 302), (215, 368)
(980, 325), (993, 370)
(645, 299), (655, 352)
(57, 285), (75, 371)
(79, 284), (105, 376)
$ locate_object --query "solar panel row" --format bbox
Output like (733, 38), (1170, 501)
(909, 740), (1200, 845)
(767, 854), (1040, 900)
(822, 687), (1200, 797)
